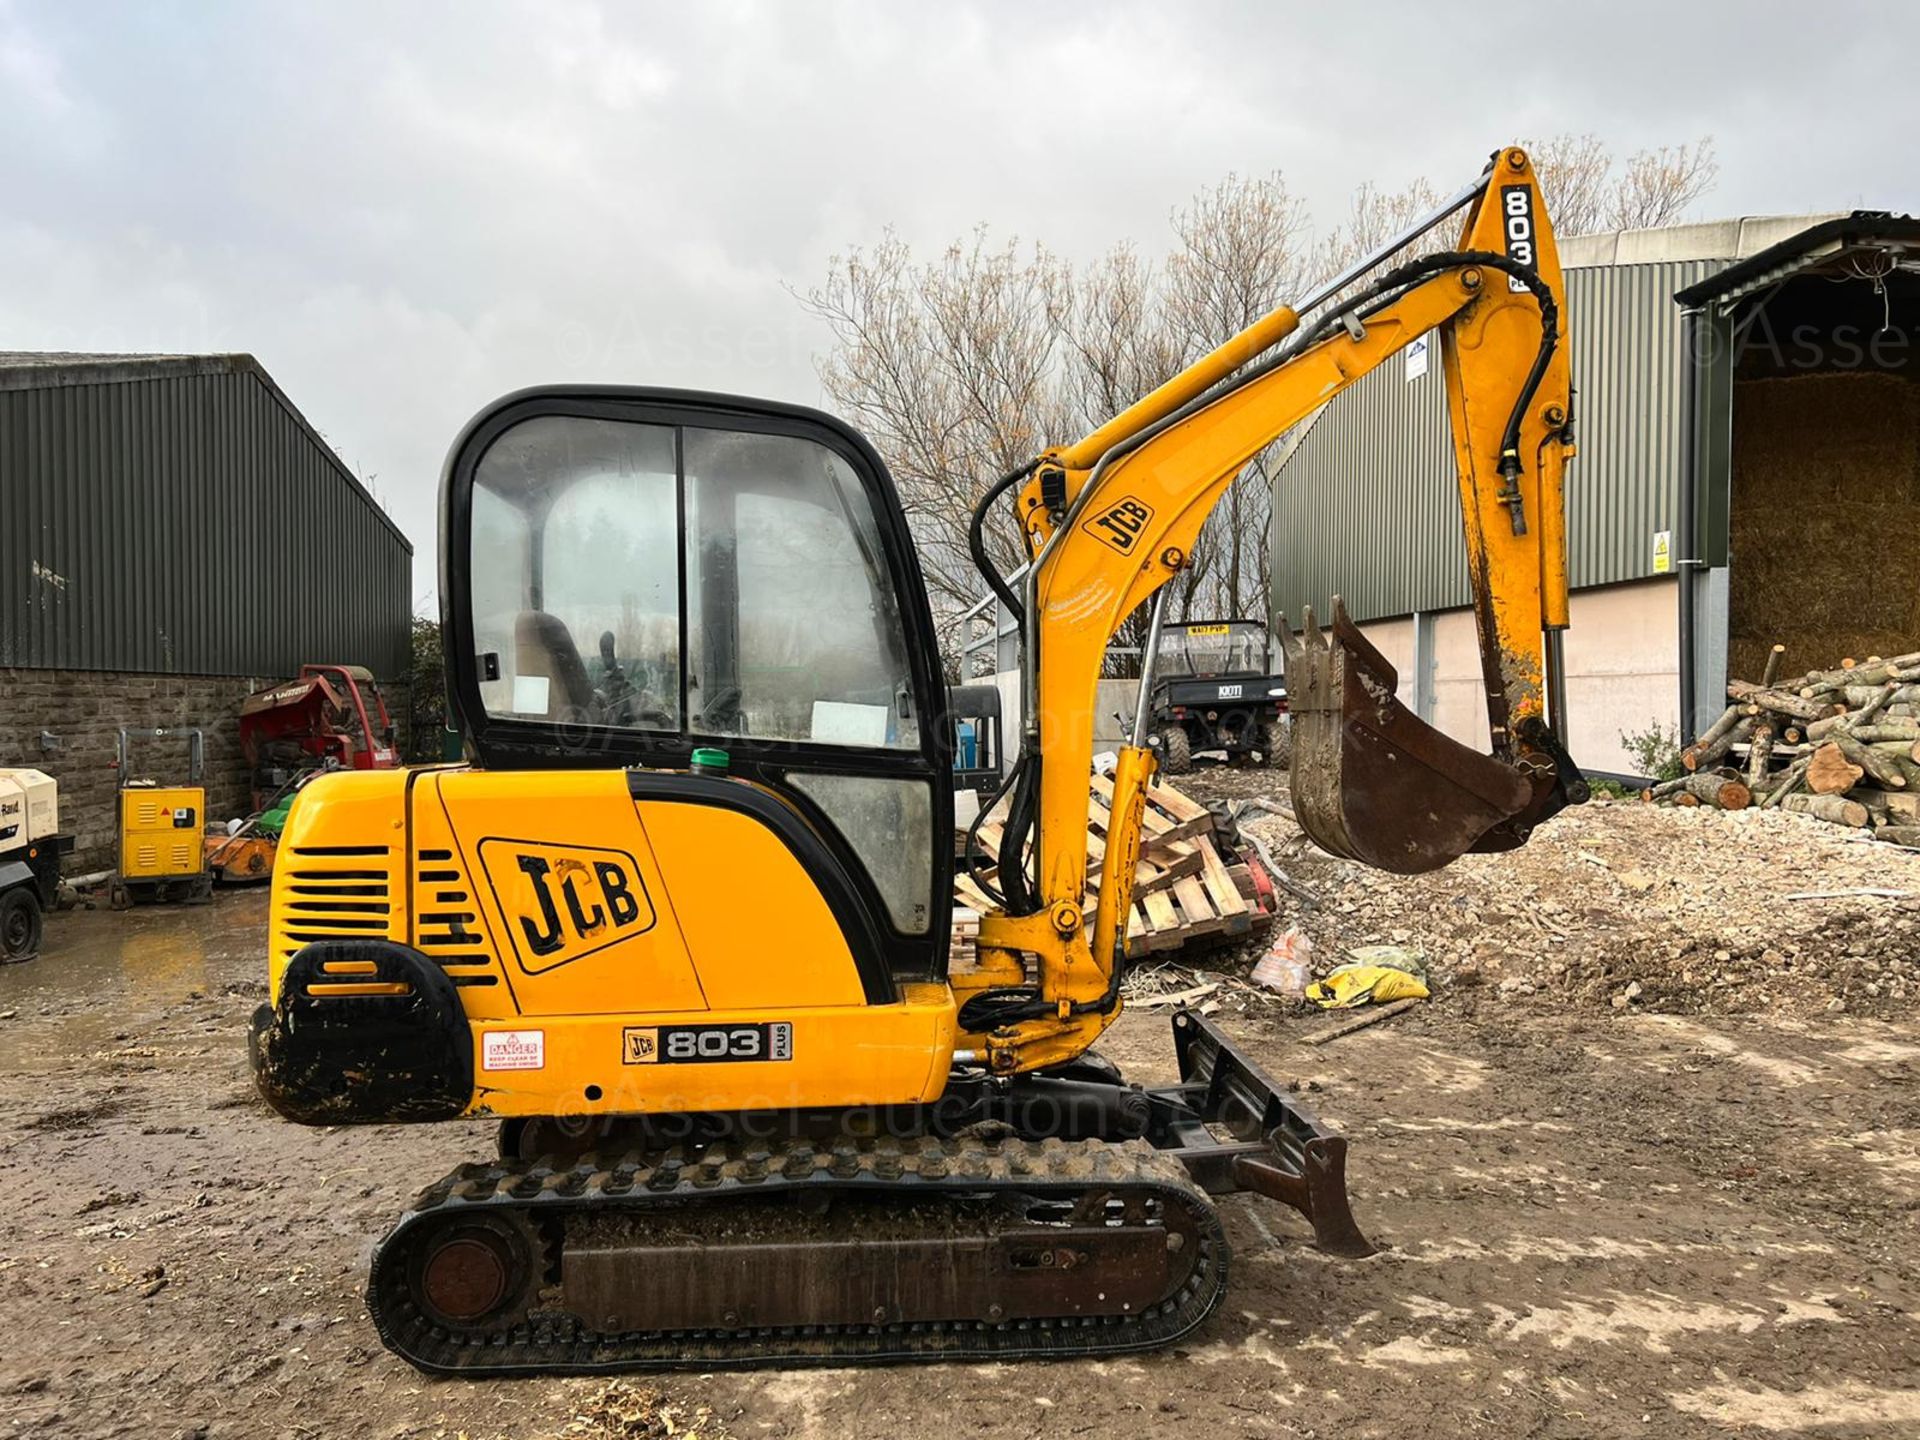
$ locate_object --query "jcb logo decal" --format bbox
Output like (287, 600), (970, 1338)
(478, 839), (655, 974)
(1083, 496), (1154, 554)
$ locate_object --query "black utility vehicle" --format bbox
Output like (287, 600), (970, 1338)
(1146, 620), (1288, 774)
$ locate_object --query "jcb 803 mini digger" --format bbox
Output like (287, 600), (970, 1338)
(250, 147), (1585, 1374)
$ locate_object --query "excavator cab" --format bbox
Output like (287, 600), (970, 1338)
(443, 389), (953, 975)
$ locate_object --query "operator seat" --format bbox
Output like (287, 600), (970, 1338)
(514, 611), (598, 721)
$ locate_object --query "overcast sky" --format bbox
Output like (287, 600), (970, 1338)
(3, 0), (1913, 605)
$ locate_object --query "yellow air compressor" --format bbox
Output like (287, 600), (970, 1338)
(110, 726), (213, 908)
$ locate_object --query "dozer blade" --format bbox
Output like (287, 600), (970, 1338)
(1279, 599), (1532, 875)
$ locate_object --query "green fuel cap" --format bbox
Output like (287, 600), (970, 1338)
(690, 747), (730, 776)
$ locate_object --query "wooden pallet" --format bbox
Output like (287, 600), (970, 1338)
(1122, 828), (1253, 956)
(1091, 773), (1214, 843)
(1085, 774), (1210, 894)
(956, 774), (1269, 960)
(950, 906), (980, 969)
(977, 809), (1201, 898)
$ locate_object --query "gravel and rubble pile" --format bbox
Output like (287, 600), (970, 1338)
(1183, 768), (1920, 1019)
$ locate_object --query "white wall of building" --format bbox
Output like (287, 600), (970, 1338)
(985, 579), (1677, 777)
(987, 673), (1141, 772)
(1353, 577), (1679, 776)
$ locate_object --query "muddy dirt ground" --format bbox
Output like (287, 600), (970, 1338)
(3, 781), (1918, 1438)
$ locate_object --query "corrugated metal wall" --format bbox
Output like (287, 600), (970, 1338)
(1270, 259), (1718, 625)
(1, 366), (411, 675)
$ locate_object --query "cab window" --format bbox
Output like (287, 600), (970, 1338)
(470, 417), (680, 728)
(683, 427), (919, 748)
(469, 415), (918, 750)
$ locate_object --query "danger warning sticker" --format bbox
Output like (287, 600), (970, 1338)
(481, 1029), (545, 1072)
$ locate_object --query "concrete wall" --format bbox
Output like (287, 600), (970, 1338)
(987, 580), (1678, 778)
(1350, 577), (1679, 776)
(1562, 580), (1683, 773)
(0, 668), (271, 873)
(986, 674), (1141, 771)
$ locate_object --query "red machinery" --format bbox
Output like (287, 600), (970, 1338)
(210, 665), (400, 883)
(238, 664), (398, 810)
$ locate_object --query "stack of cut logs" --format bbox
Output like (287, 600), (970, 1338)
(1647, 645), (1920, 846)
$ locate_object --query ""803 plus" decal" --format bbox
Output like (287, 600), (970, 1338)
(1501, 185), (1538, 292)
(623, 1022), (794, 1065)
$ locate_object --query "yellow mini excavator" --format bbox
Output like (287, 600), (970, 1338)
(250, 146), (1585, 1373)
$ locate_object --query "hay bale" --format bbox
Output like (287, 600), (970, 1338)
(1727, 372), (1920, 682)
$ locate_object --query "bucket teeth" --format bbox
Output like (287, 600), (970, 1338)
(1282, 597), (1532, 874)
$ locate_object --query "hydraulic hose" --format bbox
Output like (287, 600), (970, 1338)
(1278, 248), (1559, 480)
(964, 459), (1047, 915)
(963, 755), (1021, 905)
(967, 460), (1037, 627)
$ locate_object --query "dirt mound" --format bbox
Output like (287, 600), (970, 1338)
(1184, 769), (1920, 1018)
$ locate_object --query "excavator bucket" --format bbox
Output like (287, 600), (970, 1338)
(1280, 599), (1533, 875)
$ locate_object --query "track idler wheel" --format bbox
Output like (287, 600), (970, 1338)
(406, 1212), (543, 1333)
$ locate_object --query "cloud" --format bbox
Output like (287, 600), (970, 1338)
(0, 0), (1912, 609)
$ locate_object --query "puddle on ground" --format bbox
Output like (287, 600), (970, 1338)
(0, 893), (269, 1074)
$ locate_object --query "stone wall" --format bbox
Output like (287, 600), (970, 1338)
(0, 668), (272, 873)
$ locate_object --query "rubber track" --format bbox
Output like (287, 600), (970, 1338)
(368, 1134), (1231, 1374)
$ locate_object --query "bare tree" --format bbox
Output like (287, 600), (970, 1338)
(1609, 141), (1719, 230)
(1162, 173), (1317, 623)
(1527, 132), (1719, 236)
(803, 133), (1718, 673)
(1525, 133), (1618, 238)
(804, 175), (1319, 656)
(1327, 177), (1448, 266)
(1058, 244), (1184, 424)
(805, 228), (1071, 650)
(1321, 135), (1721, 264)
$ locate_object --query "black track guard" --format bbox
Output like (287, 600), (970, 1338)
(249, 939), (471, 1125)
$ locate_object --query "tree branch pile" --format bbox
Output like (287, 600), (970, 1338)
(1646, 645), (1920, 845)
